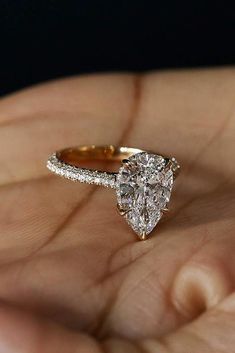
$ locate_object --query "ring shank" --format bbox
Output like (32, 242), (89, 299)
(47, 145), (179, 189)
(57, 145), (144, 165)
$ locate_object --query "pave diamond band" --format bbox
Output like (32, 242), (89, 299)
(47, 152), (117, 188)
(47, 145), (180, 239)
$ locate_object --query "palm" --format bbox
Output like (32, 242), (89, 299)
(1, 69), (235, 352)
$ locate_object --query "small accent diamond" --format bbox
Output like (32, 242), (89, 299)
(47, 153), (116, 188)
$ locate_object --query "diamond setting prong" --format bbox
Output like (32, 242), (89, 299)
(170, 157), (180, 178)
(122, 159), (132, 167)
(139, 231), (147, 241)
(162, 207), (169, 214)
(116, 203), (131, 216)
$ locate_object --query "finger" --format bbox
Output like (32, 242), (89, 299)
(0, 74), (138, 185)
(128, 68), (235, 171)
(147, 291), (235, 353)
(127, 68), (235, 212)
(98, 234), (234, 339)
(103, 292), (235, 353)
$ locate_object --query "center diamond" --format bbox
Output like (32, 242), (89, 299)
(116, 152), (174, 239)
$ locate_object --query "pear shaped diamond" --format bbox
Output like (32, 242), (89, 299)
(116, 152), (174, 239)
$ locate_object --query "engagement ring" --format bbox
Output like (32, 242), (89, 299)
(47, 145), (180, 240)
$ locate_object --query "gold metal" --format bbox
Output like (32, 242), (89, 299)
(56, 145), (179, 178)
(116, 203), (131, 216)
(169, 157), (181, 179)
(139, 231), (147, 241)
(57, 145), (144, 166)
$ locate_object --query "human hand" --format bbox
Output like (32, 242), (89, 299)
(0, 68), (235, 352)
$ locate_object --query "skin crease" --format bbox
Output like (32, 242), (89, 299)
(0, 68), (235, 352)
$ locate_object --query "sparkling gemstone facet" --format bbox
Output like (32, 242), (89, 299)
(116, 152), (174, 238)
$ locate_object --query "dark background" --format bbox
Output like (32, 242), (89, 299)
(0, 0), (235, 96)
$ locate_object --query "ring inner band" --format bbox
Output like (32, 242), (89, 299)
(57, 145), (144, 166)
